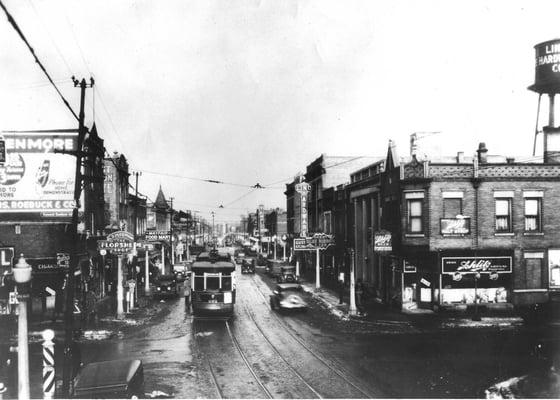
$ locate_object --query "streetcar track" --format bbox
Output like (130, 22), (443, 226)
(241, 304), (323, 398)
(248, 274), (374, 398)
(207, 359), (224, 399)
(225, 320), (273, 399)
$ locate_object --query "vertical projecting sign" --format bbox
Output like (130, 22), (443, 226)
(295, 182), (311, 238)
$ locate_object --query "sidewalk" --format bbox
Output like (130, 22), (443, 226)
(0, 291), (164, 345)
(299, 280), (524, 330)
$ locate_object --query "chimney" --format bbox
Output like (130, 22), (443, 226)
(543, 126), (560, 163)
(456, 151), (464, 163)
(477, 143), (488, 164)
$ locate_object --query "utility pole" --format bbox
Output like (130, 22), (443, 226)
(170, 197), (174, 264)
(62, 77), (94, 397)
(211, 212), (215, 247)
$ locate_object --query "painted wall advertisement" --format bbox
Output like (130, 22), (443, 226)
(0, 132), (78, 219)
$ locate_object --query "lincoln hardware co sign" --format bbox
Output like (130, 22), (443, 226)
(442, 256), (512, 274)
(293, 233), (335, 251)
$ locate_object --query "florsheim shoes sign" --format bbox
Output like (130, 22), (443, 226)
(0, 131), (79, 220)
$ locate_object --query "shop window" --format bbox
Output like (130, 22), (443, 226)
(524, 198), (542, 232)
(525, 258), (544, 289)
(443, 198), (462, 218)
(495, 198), (512, 233)
(407, 199), (423, 233)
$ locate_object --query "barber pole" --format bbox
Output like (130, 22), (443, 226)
(41, 330), (55, 399)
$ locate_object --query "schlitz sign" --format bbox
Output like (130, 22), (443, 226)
(440, 218), (470, 235)
(373, 231), (392, 252)
(442, 256), (512, 274)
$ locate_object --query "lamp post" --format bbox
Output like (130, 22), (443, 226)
(13, 254), (32, 400)
(472, 272), (482, 321)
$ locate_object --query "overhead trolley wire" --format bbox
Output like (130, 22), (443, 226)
(0, 0), (79, 121)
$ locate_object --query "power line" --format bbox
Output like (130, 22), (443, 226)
(0, 0), (78, 121)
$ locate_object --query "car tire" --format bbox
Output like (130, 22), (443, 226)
(270, 298), (276, 310)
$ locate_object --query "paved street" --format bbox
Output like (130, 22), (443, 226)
(3, 263), (557, 398)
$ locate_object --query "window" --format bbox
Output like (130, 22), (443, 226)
(407, 199), (423, 233)
(495, 198), (512, 232)
(323, 211), (332, 234)
(443, 198), (462, 218)
(524, 253), (544, 289)
(524, 198), (542, 232)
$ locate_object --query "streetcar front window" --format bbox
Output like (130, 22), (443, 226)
(194, 276), (204, 290)
(222, 276), (232, 291)
(206, 276), (220, 290)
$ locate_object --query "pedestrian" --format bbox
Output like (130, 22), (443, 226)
(184, 273), (191, 308)
(355, 279), (364, 314)
(338, 274), (345, 304)
(52, 278), (65, 322)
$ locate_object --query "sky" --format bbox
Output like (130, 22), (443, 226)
(1, 0), (560, 225)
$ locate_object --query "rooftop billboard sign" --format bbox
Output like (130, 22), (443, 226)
(0, 131), (78, 220)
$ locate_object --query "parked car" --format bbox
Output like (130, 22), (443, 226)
(154, 274), (178, 298)
(277, 265), (298, 283)
(270, 283), (308, 311)
(241, 258), (256, 274)
(73, 359), (144, 398)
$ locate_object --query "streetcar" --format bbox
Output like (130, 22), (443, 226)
(191, 250), (236, 317)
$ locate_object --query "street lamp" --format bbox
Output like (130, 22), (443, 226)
(472, 272), (482, 321)
(13, 254), (32, 400)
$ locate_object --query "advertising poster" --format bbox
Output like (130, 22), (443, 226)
(0, 131), (78, 220)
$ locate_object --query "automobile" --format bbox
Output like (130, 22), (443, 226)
(277, 265), (298, 283)
(269, 283), (308, 311)
(73, 359), (144, 398)
(256, 253), (267, 266)
(154, 274), (178, 298)
(241, 258), (256, 274)
(234, 249), (246, 264)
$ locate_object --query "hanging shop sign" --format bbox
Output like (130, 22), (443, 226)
(403, 260), (417, 273)
(0, 131), (79, 220)
(293, 233), (335, 251)
(145, 230), (171, 242)
(373, 231), (392, 252)
(441, 256), (512, 274)
(56, 252), (70, 269)
(97, 230), (134, 255)
(0, 247), (14, 275)
(440, 218), (470, 235)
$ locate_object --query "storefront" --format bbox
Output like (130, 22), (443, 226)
(438, 251), (512, 307)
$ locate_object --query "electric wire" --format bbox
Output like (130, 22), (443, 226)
(0, 0), (78, 121)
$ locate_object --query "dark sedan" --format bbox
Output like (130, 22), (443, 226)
(154, 274), (179, 298)
(269, 283), (308, 311)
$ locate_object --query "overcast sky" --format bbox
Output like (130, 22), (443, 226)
(1, 0), (559, 224)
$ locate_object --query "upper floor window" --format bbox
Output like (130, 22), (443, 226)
(495, 198), (512, 233)
(442, 192), (463, 218)
(524, 194), (543, 232)
(407, 200), (423, 233)
(405, 192), (424, 234)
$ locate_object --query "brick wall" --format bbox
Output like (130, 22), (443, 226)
(0, 223), (73, 258)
